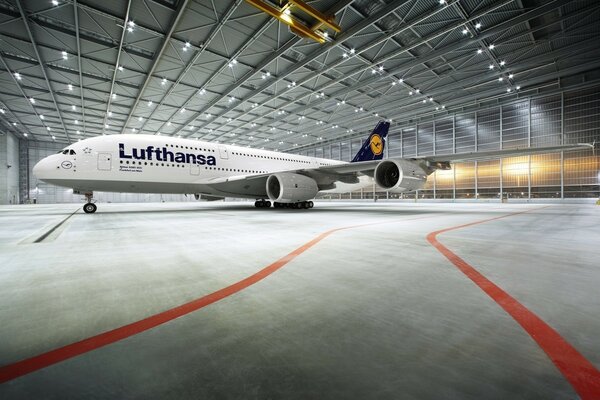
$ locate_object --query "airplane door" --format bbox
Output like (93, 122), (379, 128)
(190, 163), (200, 176)
(98, 152), (112, 171)
(218, 146), (229, 159)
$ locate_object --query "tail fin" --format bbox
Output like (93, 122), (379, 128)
(351, 121), (390, 163)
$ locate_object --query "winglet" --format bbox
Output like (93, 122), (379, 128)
(351, 121), (390, 163)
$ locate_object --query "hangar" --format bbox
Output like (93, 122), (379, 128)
(0, 0), (599, 398)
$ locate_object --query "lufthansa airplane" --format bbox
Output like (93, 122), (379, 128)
(33, 121), (592, 213)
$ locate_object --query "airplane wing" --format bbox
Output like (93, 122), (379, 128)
(202, 143), (594, 196)
(416, 143), (594, 163)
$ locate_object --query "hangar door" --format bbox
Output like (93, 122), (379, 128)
(97, 152), (112, 171)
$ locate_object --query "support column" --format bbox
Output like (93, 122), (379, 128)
(560, 92), (565, 199)
(475, 111), (479, 199)
(528, 98), (532, 200)
(452, 115), (456, 200)
(499, 107), (503, 199)
(433, 119), (436, 199)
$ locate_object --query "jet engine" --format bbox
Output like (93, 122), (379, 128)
(266, 173), (319, 203)
(374, 159), (428, 193)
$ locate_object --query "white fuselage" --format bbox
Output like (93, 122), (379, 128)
(33, 135), (373, 199)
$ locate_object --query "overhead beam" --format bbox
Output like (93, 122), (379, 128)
(73, 0), (86, 136)
(118, 0), (191, 134)
(137, 0), (245, 135)
(14, 0), (71, 143)
(186, 0), (411, 136)
(101, 0), (132, 135)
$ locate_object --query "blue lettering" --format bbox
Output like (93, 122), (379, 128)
(119, 143), (217, 166)
(119, 143), (132, 159)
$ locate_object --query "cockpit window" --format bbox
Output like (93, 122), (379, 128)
(62, 150), (69, 154)
(69, 149), (76, 155)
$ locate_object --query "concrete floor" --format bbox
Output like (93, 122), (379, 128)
(0, 201), (598, 399)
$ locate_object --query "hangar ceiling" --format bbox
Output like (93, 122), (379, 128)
(0, 0), (599, 152)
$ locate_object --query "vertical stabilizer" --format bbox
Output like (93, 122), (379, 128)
(351, 121), (390, 163)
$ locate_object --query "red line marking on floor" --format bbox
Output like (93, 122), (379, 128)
(426, 207), (600, 399)
(0, 214), (433, 384)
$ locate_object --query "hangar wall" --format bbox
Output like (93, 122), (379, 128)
(299, 86), (600, 200)
(0, 132), (20, 205)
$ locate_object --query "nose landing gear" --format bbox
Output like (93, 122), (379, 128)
(83, 192), (97, 214)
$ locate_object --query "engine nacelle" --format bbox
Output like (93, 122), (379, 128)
(266, 173), (318, 203)
(374, 160), (428, 193)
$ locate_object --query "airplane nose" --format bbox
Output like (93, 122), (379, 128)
(33, 157), (52, 181)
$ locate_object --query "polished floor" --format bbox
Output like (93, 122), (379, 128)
(0, 201), (598, 399)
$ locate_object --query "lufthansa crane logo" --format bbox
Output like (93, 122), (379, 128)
(370, 134), (383, 155)
(61, 161), (73, 169)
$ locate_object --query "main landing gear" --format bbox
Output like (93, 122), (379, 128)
(254, 200), (314, 209)
(83, 192), (97, 214)
(254, 199), (272, 208)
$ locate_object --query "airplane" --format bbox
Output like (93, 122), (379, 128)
(33, 121), (593, 213)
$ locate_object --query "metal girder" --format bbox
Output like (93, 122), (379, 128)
(240, 15), (600, 148)
(187, 0), (411, 136)
(280, 0), (573, 123)
(137, 0), (245, 135)
(100, 0), (132, 135)
(290, 58), (600, 151)
(0, 4), (154, 60)
(211, 0), (462, 139)
(118, 0), (191, 134)
(15, 0), (71, 143)
(0, 100), (34, 139)
(73, 1), (87, 136)
(286, 38), (600, 146)
(173, 36), (299, 137)
(175, 0), (357, 137)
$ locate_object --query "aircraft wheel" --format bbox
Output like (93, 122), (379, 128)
(308, 201), (314, 208)
(265, 201), (271, 208)
(83, 203), (97, 214)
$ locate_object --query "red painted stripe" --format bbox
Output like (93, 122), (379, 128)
(426, 207), (600, 399)
(0, 215), (433, 383)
